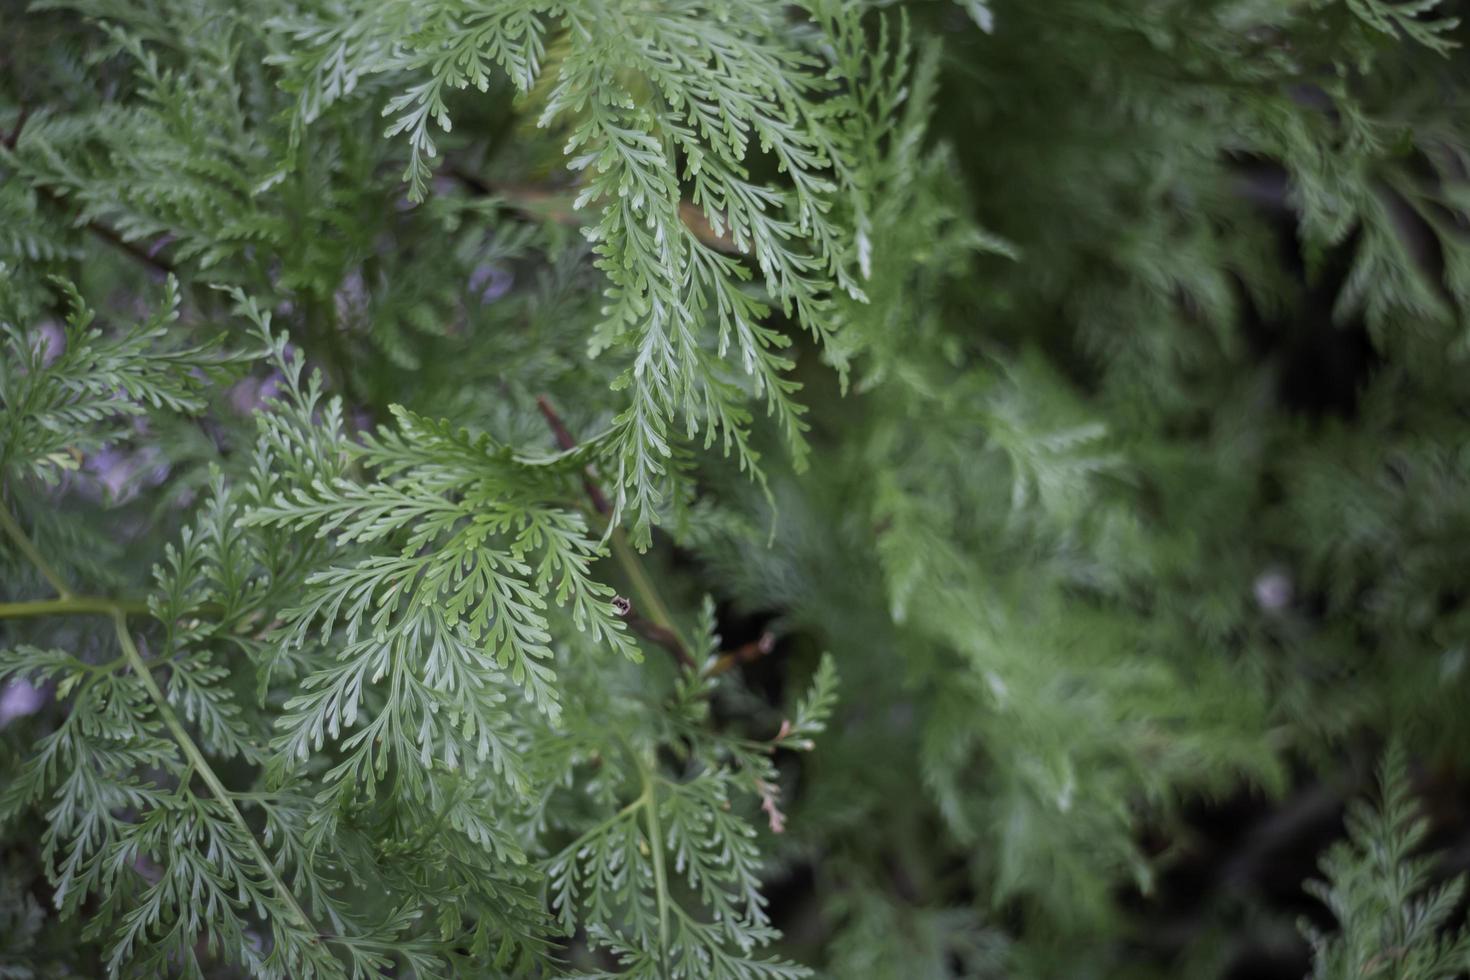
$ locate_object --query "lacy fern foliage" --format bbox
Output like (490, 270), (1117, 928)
(1304, 748), (1470, 980)
(7, 0), (1470, 977)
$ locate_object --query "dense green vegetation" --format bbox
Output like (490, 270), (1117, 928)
(4, 0), (1470, 976)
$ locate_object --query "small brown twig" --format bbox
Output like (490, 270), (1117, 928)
(534, 395), (694, 669)
(4, 104), (174, 275)
(706, 631), (776, 678)
(451, 165), (739, 254)
(625, 615), (693, 667)
(3, 105), (30, 151)
(61, 201), (175, 275)
(535, 395), (610, 516)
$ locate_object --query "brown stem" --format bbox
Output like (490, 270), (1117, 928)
(3, 105), (30, 151)
(452, 166), (738, 253)
(622, 608), (694, 669)
(536, 395), (610, 516)
(4, 108), (175, 275)
(706, 631), (776, 678)
(534, 395), (694, 669)
(62, 197), (176, 275)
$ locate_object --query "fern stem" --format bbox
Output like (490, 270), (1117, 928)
(636, 750), (672, 977)
(2, 499), (321, 941)
(110, 611), (320, 939)
(0, 595), (149, 619)
(25, 176), (176, 274)
(534, 393), (694, 668)
(610, 526), (693, 668)
(0, 502), (74, 598)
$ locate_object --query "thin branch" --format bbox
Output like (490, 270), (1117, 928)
(3, 105), (30, 151)
(23, 180), (177, 275)
(536, 395), (610, 516)
(452, 165), (738, 253)
(636, 748), (673, 978)
(534, 395), (695, 669)
(706, 631), (776, 678)
(2, 109), (175, 275)
(43, 185), (176, 275)
(112, 612), (320, 936)
(0, 498), (323, 941)
(0, 595), (148, 620)
(610, 527), (695, 669)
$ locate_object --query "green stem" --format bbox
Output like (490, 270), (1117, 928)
(0, 502), (72, 598)
(0, 596), (149, 620)
(110, 611), (318, 936)
(2, 502), (322, 942)
(610, 526), (686, 648)
(636, 749), (672, 977)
